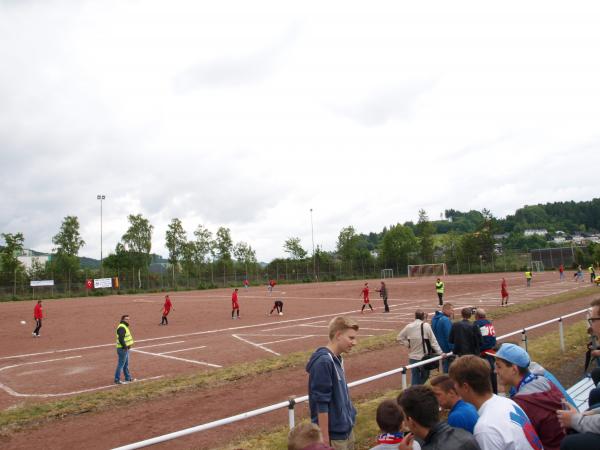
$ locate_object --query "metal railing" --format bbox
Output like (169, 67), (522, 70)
(113, 307), (590, 450)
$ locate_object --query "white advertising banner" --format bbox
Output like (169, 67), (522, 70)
(30, 280), (54, 287)
(94, 278), (113, 289)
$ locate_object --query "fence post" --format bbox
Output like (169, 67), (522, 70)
(521, 329), (528, 352)
(401, 367), (408, 389)
(558, 318), (565, 352)
(288, 396), (296, 429)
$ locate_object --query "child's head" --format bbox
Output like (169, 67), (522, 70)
(287, 422), (323, 450)
(376, 399), (404, 434)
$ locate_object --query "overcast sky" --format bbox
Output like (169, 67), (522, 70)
(1, 1), (600, 262)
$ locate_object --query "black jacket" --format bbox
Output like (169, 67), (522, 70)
(449, 320), (482, 356)
(421, 422), (480, 450)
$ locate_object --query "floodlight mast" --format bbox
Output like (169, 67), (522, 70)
(97, 194), (105, 276)
(310, 208), (316, 280)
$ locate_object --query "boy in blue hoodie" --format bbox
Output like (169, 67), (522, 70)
(307, 316), (359, 449)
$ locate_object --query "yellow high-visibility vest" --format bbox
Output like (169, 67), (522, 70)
(435, 281), (445, 293)
(116, 323), (134, 348)
(525, 271), (532, 279)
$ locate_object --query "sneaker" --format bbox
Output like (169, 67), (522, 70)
(232, 317), (235, 320)
(115, 380), (123, 385)
(125, 378), (137, 383)
(279, 312), (283, 316)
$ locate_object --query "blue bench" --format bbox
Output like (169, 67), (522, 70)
(567, 376), (596, 412)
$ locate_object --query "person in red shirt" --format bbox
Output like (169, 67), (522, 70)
(243, 278), (249, 289)
(160, 295), (174, 325)
(33, 300), (43, 337)
(559, 264), (564, 281)
(268, 279), (276, 295)
(501, 278), (509, 307)
(231, 288), (240, 319)
(360, 282), (373, 313)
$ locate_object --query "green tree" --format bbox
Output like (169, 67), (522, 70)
(233, 241), (257, 276)
(283, 237), (307, 260)
(122, 214), (154, 288)
(0, 232), (25, 292)
(214, 227), (233, 261)
(52, 216), (85, 292)
(379, 224), (418, 274)
(416, 209), (435, 263)
(165, 218), (187, 285)
(337, 226), (360, 262)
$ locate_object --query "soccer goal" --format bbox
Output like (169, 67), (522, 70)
(381, 268), (394, 279)
(407, 263), (447, 278)
(531, 260), (545, 272)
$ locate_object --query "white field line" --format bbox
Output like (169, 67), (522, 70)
(299, 324), (394, 331)
(135, 341), (186, 350)
(159, 346), (207, 355)
(256, 336), (316, 346)
(132, 349), (221, 368)
(232, 334), (280, 356)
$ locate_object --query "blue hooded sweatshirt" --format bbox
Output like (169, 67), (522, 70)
(306, 347), (356, 440)
(431, 311), (453, 353)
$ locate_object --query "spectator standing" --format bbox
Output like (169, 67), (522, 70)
(114, 314), (135, 385)
(501, 278), (509, 306)
(492, 343), (566, 450)
(376, 281), (390, 313)
(449, 308), (482, 357)
(288, 422), (334, 450)
(397, 310), (443, 385)
(449, 355), (542, 450)
(473, 308), (498, 394)
(396, 385), (480, 450)
(370, 399), (421, 450)
(32, 300), (43, 337)
(435, 278), (445, 306)
(306, 317), (358, 449)
(430, 375), (479, 434)
(431, 303), (454, 373)
(590, 265), (596, 283)
(557, 297), (600, 449)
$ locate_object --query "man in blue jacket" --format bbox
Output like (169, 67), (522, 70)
(307, 316), (359, 449)
(432, 303), (454, 373)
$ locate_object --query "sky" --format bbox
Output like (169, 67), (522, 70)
(1, 1), (600, 262)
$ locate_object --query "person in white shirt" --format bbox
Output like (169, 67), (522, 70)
(397, 310), (443, 385)
(449, 355), (543, 450)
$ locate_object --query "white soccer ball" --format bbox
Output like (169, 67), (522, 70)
(20, 320), (26, 325)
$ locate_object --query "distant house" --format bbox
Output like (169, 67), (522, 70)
(17, 249), (51, 270)
(552, 236), (567, 244)
(493, 233), (509, 240)
(524, 229), (548, 237)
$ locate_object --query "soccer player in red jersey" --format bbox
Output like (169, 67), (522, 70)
(360, 282), (373, 313)
(231, 288), (240, 319)
(160, 295), (174, 325)
(33, 300), (43, 337)
(500, 278), (509, 307)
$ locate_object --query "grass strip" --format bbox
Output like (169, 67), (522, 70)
(221, 319), (591, 450)
(0, 286), (594, 436)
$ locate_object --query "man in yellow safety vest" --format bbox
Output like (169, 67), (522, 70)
(435, 278), (445, 306)
(525, 270), (533, 287)
(589, 265), (596, 284)
(115, 314), (135, 384)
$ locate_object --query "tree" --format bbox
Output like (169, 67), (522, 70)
(379, 224), (418, 274)
(214, 227), (233, 261)
(122, 214), (154, 288)
(0, 232), (25, 292)
(416, 209), (435, 263)
(337, 226), (360, 262)
(165, 218), (187, 285)
(52, 216), (85, 292)
(233, 241), (257, 277)
(283, 237), (307, 260)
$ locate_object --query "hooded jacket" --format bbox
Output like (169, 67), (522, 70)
(419, 422), (480, 450)
(431, 311), (453, 353)
(306, 347), (356, 441)
(512, 374), (566, 450)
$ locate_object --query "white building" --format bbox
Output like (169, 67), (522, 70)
(524, 229), (548, 237)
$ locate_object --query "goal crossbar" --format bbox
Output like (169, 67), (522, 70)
(407, 263), (447, 277)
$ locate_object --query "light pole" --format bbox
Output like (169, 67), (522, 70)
(310, 208), (316, 280)
(97, 194), (105, 276)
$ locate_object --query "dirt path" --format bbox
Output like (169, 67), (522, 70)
(1, 292), (596, 450)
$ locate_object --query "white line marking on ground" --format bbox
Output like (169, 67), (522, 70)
(135, 341), (186, 350)
(158, 346), (207, 355)
(257, 336), (316, 346)
(132, 349), (221, 368)
(232, 334), (280, 356)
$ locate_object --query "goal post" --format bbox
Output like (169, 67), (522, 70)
(407, 263), (447, 278)
(381, 268), (394, 279)
(531, 260), (545, 272)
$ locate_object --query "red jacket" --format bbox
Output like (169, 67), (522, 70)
(34, 303), (43, 319)
(163, 298), (172, 314)
(232, 291), (238, 303)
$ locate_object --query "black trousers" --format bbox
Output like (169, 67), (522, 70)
(34, 319), (42, 335)
(561, 432), (600, 449)
(437, 292), (443, 305)
(161, 315), (168, 324)
(481, 353), (498, 394)
(382, 296), (390, 312)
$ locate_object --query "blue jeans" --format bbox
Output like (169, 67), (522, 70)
(115, 348), (131, 382)
(409, 358), (429, 385)
(442, 357), (451, 374)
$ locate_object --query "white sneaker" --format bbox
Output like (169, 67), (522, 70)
(279, 312), (283, 316)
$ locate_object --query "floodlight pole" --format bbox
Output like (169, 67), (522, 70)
(310, 208), (316, 279)
(97, 194), (105, 276)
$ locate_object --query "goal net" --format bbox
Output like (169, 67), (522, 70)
(381, 268), (394, 279)
(407, 263), (447, 278)
(531, 260), (545, 272)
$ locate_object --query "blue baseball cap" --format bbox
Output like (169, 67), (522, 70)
(492, 343), (530, 368)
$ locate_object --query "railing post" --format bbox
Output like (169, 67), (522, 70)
(401, 367), (408, 389)
(559, 318), (565, 353)
(521, 329), (528, 352)
(288, 396), (296, 429)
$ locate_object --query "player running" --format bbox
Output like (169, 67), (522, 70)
(269, 299), (284, 316)
(160, 295), (174, 325)
(501, 278), (509, 307)
(231, 288), (240, 319)
(360, 282), (373, 313)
